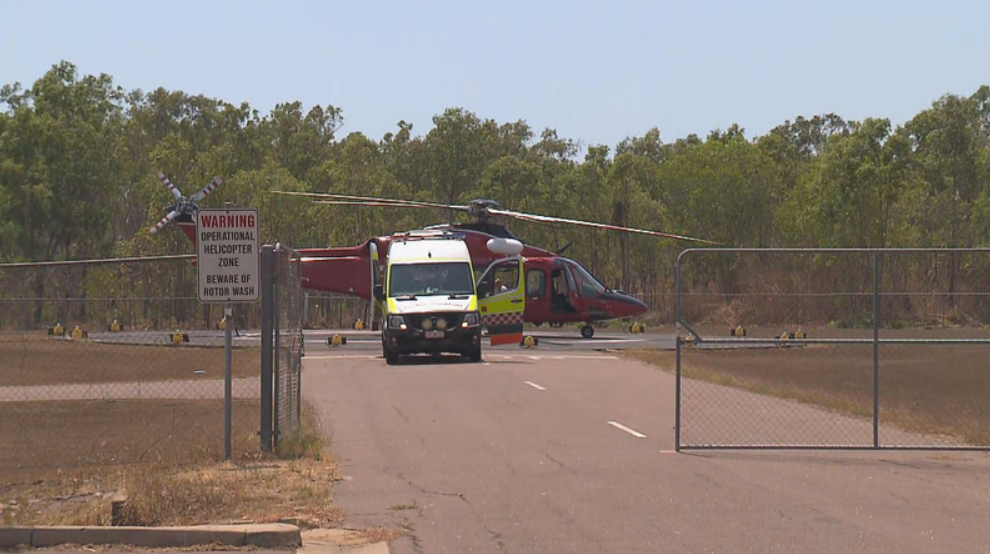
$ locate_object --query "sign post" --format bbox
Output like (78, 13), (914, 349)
(196, 206), (260, 460)
(224, 303), (232, 459)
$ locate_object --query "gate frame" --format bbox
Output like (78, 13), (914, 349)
(674, 247), (990, 452)
(260, 243), (304, 451)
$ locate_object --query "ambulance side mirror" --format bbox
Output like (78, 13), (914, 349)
(373, 284), (385, 302)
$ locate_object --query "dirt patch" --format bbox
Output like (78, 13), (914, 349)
(626, 339), (990, 445)
(0, 333), (258, 386)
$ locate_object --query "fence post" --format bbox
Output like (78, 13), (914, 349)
(675, 335), (682, 452)
(873, 251), (881, 448)
(273, 243), (283, 445)
(674, 250), (687, 452)
(260, 245), (274, 452)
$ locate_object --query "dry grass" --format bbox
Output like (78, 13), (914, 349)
(357, 526), (408, 544)
(276, 402), (330, 461)
(0, 332), (258, 386)
(626, 338), (990, 445)
(117, 457), (342, 528)
(0, 400), (260, 471)
(0, 333), (340, 530)
(0, 402), (340, 528)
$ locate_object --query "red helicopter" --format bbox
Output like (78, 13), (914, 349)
(150, 174), (713, 338)
(266, 192), (715, 339)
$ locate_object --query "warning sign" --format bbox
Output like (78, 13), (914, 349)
(196, 208), (260, 303)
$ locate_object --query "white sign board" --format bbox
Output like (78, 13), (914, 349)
(196, 208), (260, 303)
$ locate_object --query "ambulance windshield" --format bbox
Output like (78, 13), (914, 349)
(389, 262), (475, 297)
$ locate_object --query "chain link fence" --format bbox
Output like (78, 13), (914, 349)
(0, 256), (263, 472)
(303, 293), (370, 330)
(674, 248), (990, 451)
(272, 244), (304, 443)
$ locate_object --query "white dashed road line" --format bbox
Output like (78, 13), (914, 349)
(524, 381), (547, 391)
(305, 355), (377, 360)
(607, 420), (647, 438)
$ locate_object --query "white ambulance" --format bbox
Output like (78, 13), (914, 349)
(375, 232), (483, 364)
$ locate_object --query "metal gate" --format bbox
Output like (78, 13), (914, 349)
(674, 248), (990, 451)
(260, 243), (305, 450)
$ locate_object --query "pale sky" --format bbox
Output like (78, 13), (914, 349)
(2, 0), (988, 151)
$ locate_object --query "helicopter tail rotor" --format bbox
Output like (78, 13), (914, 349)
(148, 173), (224, 235)
(156, 172), (183, 201)
(150, 209), (181, 235)
(191, 177), (224, 203)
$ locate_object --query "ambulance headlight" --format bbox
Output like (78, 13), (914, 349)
(462, 312), (480, 328)
(388, 315), (406, 329)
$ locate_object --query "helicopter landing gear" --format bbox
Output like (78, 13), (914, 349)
(581, 325), (595, 339)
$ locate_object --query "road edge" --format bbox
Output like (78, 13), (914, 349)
(0, 523), (301, 549)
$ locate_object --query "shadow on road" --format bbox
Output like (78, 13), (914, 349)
(392, 354), (526, 366)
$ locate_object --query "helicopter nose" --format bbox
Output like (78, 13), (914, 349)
(602, 291), (648, 318)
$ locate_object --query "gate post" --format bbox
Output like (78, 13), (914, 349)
(872, 251), (881, 448)
(260, 245), (275, 452)
(674, 250), (688, 452)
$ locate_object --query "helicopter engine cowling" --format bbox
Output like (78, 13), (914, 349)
(486, 238), (524, 256)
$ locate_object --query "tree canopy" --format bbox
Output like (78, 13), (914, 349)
(2, 61), (989, 313)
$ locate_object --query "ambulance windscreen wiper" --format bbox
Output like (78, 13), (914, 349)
(395, 294), (417, 301)
(448, 293), (470, 300)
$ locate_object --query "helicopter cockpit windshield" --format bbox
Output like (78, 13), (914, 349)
(563, 259), (606, 298)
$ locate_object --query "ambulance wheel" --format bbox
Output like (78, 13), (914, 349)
(468, 346), (483, 363)
(581, 325), (595, 339)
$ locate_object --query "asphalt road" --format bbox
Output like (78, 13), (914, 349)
(305, 348), (990, 554)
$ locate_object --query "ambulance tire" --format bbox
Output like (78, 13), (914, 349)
(468, 345), (483, 363)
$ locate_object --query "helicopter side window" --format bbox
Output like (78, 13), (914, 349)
(550, 268), (575, 313)
(526, 270), (546, 299)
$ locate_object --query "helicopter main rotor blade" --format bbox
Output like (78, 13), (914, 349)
(191, 177), (223, 202)
(489, 208), (719, 245)
(272, 191), (466, 211)
(156, 173), (183, 201)
(149, 209), (181, 235)
(312, 200), (471, 212)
